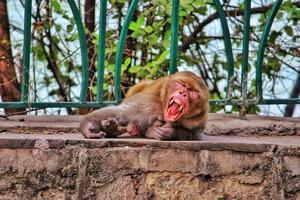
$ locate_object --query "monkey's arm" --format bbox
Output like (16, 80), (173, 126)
(79, 106), (128, 139)
(145, 123), (201, 140)
(127, 114), (164, 136)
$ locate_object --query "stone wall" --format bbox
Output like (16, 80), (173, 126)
(0, 135), (299, 200)
(0, 114), (299, 199)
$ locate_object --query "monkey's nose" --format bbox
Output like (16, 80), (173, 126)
(179, 91), (187, 97)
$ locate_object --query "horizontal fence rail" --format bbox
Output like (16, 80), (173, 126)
(0, 0), (299, 111)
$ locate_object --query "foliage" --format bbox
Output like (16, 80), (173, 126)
(7, 0), (300, 114)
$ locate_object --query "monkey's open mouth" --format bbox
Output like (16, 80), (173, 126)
(165, 98), (185, 121)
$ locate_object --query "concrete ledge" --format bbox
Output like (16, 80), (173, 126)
(0, 133), (299, 152)
(0, 114), (299, 199)
(1, 113), (299, 136)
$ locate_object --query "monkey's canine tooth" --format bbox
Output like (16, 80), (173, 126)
(169, 98), (175, 105)
(179, 106), (183, 112)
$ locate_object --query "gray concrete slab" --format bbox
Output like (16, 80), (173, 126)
(0, 133), (299, 153)
(0, 114), (299, 199)
(0, 113), (299, 136)
(0, 114), (299, 152)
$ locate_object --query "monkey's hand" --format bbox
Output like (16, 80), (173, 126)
(101, 117), (118, 131)
(80, 121), (107, 139)
(145, 123), (175, 140)
(127, 122), (140, 136)
(101, 117), (127, 137)
(127, 115), (165, 137)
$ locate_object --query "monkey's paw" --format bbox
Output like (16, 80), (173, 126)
(87, 131), (107, 139)
(145, 124), (174, 140)
(81, 122), (107, 139)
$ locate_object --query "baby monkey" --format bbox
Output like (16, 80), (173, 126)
(100, 114), (165, 138)
(89, 117), (127, 138)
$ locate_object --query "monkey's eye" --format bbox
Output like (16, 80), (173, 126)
(176, 81), (185, 86)
(177, 81), (189, 88)
(192, 88), (200, 93)
(184, 84), (195, 92)
(175, 81), (186, 89)
(176, 81), (197, 92)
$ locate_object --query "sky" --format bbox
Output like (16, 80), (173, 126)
(5, 0), (300, 117)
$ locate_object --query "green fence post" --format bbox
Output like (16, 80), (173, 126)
(214, 0), (234, 99)
(256, 0), (282, 102)
(97, 0), (107, 102)
(68, 0), (89, 103)
(114, 0), (139, 101)
(169, 0), (180, 74)
(21, 0), (32, 102)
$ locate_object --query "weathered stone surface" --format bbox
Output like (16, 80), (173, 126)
(205, 114), (300, 136)
(0, 114), (299, 199)
(284, 156), (300, 176)
(1, 114), (299, 136)
(0, 134), (299, 199)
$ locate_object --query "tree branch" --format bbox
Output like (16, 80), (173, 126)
(284, 72), (300, 117)
(181, 1), (300, 52)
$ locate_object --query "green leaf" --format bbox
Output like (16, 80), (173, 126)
(193, 0), (205, 7)
(32, 44), (46, 61)
(157, 50), (169, 63)
(66, 32), (79, 41)
(137, 69), (148, 78)
(131, 30), (144, 38)
(52, 35), (60, 44)
(166, 3), (172, 16)
(181, 0), (193, 7)
(123, 57), (131, 68)
(284, 26), (293, 36)
(179, 10), (188, 17)
(137, 16), (145, 27)
(129, 65), (140, 73)
(66, 24), (74, 33)
(145, 25), (153, 33)
(107, 64), (115, 72)
(51, 0), (61, 13)
(129, 21), (138, 31)
(268, 31), (281, 43)
(55, 24), (62, 32)
(162, 39), (170, 48)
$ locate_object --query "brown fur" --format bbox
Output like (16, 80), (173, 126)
(79, 71), (209, 140)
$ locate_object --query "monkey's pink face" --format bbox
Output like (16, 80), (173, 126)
(164, 80), (199, 122)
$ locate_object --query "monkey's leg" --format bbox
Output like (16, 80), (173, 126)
(80, 121), (108, 139)
(145, 123), (198, 140)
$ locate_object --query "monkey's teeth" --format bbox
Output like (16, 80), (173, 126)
(169, 98), (175, 106)
(174, 99), (182, 105)
(179, 106), (183, 112)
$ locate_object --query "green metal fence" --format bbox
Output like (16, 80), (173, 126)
(1, 0), (299, 110)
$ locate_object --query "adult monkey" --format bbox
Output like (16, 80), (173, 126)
(79, 71), (209, 140)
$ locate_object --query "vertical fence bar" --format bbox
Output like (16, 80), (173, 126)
(240, 0), (251, 116)
(97, 0), (107, 102)
(169, 0), (179, 74)
(114, 0), (139, 101)
(21, 0), (32, 102)
(214, 0), (234, 99)
(68, 0), (89, 103)
(256, 0), (283, 102)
